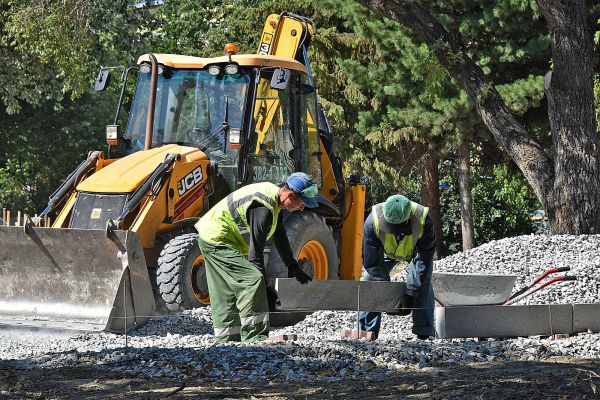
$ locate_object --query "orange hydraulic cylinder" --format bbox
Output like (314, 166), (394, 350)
(339, 184), (366, 280)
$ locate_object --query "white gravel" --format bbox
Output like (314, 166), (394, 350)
(435, 234), (600, 304)
(1, 234), (599, 382)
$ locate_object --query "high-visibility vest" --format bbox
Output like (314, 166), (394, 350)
(372, 201), (428, 261)
(196, 182), (281, 254)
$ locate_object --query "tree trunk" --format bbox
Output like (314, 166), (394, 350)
(458, 142), (474, 250)
(536, 0), (600, 234)
(358, 0), (600, 234)
(420, 152), (446, 259)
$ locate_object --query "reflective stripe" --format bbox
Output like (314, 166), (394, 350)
(373, 202), (427, 261)
(227, 192), (278, 243)
(214, 326), (241, 337)
(227, 193), (250, 242)
(410, 205), (424, 256)
(240, 312), (270, 327)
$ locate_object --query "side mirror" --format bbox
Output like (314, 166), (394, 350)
(94, 68), (111, 92)
(270, 68), (290, 90)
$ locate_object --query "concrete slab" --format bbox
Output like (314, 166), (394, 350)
(553, 334), (570, 340)
(275, 278), (406, 312)
(435, 304), (573, 339)
(573, 303), (600, 332)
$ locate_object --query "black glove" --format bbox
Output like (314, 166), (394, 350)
(266, 286), (281, 312)
(387, 293), (414, 316)
(288, 263), (312, 284)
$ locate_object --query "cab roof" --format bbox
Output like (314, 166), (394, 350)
(137, 53), (307, 73)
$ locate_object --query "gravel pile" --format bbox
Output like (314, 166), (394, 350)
(1, 234), (599, 382)
(434, 234), (600, 304)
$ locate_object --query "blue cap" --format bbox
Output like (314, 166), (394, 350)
(286, 172), (319, 208)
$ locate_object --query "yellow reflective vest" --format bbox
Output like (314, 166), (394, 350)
(372, 201), (428, 261)
(196, 182), (281, 254)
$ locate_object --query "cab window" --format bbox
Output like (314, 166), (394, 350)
(248, 69), (321, 186)
(248, 69), (298, 184)
(298, 74), (322, 185)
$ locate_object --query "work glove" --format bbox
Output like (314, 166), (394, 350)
(387, 293), (413, 316)
(288, 262), (312, 284)
(266, 286), (281, 312)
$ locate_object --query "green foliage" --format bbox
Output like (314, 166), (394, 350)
(496, 75), (545, 115)
(0, 0), (148, 212)
(150, 0), (262, 56)
(0, 95), (111, 213)
(433, 0), (550, 83)
(321, 0), (551, 209)
(439, 162), (540, 253)
(0, 0), (149, 113)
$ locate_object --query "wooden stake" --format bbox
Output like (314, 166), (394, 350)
(2, 208), (6, 225)
(6, 210), (11, 226)
(17, 210), (21, 227)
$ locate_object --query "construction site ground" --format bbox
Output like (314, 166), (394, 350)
(2, 357), (599, 399)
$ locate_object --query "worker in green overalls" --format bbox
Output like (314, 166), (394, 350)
(195, 172), (317, 342)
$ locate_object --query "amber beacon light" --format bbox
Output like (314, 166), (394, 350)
(224, 43), (238, 55)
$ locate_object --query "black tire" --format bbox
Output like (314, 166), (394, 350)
(265, 211), (339, 286)
(156, 233), (209, 311)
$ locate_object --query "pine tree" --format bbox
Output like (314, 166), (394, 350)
(358, 0), (600, 234)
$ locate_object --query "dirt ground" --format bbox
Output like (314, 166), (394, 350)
(1, 357), (599, 399)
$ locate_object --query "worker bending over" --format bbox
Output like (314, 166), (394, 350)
(359, 194), (437, 340)
(196, 172), (316, 343)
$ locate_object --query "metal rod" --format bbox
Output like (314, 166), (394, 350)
(145, 53), (158, 150)
(124, 270), (128, 348)
(356, 284), (360, 335)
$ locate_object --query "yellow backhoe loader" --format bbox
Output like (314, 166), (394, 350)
(0, 13), (366, 332)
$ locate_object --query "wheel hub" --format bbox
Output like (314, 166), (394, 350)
(298, 240), (328, 280)
(190, 256), (210, 304)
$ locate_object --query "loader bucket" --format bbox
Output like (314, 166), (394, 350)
(0, 225), (155, 333)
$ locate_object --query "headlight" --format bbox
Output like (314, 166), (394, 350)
(225, 64), (239, 75)
(208, 65), (221, 76)
(139, 64), (151, 74)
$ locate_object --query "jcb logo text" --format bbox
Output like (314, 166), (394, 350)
(178, 167), (203, 196)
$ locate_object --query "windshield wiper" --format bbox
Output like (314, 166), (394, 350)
(202, 96), (230, 153)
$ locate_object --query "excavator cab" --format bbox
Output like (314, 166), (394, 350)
(120, 53), (324, 206)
